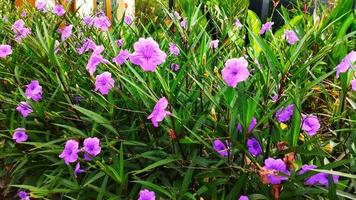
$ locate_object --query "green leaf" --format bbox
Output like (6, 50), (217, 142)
(132, 158), (177, 175)
(72, 105), (119, 135)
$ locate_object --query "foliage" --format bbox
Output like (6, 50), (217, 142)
(0, 0), (355, 199)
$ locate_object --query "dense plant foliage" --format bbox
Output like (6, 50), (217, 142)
(0, 0), (355, 199)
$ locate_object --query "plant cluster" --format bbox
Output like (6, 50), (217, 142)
(0, 0), (355, 199)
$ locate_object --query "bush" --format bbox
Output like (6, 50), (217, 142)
(0, 0), (355, 199)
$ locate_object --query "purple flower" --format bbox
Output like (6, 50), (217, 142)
(336, 51), (356, 78)
(59, 139), (79, 165)
(301, 114), (320, 136)
(25, 80), (42, 101)
(238, 196), (249, 200)
(129, 38), (167, 72)
(74, 96), (83, 104)
(275, 104), (294, 123)
(247, 138), (262, 157)
(18, 191), (30, 200)
(272, 94), (279, 102)
(213, 139), (230, 157)
(138, 189), (155, 200)
(36, 0), (47, 12)
(351, 78), (356, 91)
(181, 19), (187, 30)
(93, 45), (105, 54)
(77, 38), (97, 55)
(94, 72), (115, 95)
(260, 22), (274, 35)
(59, 25), (73, 41)
(112, 49), (129, 65)
(299, 164), (339, 187)
(263, 158), (290, 184)
(234, 19), (243, 29)
(83, 137), (101, 161)
(16, 102), (33, 118)
(221, 57), (249, 87)
(171, 63), (180, 71)
(21, 11), (27, 18)
(237, 117), (257, 133)
(124, 15), (133, 25)
(284, 30), (299, 45)
(147, 97), (171, 127)
(0, 44), (12, 58)
(12, 19), (31, 42)
(13, 128), (28, 143)
(74, 162), (84, 177)
(93, 16), (111, 31)
(169, 43), (180, 56)
(173, 11), (181, 20)
(210, 39), (219, 50)
(116, 39), (124, 48)
(82, 16), (94, 27)
(52, 5), (65, 16)
(86, 53), (107, 75)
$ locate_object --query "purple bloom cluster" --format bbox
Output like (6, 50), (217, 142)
(36, 0), (47, 12)
(263, 158), (290, 184)
(77, 38), (97, 55)
(59, 139), (79, 165)
(238, 196), (249, 200)
(116, 39), (124, 48)
(25, 80), (42, 101)
(93, 16), (111, 31)
(59, 25), (73, 41)
(59, 137), (101, 176)
(171, 63), (180, 71)
(299, 164), (339, 187)
(124, 15), (133, 25)
(12, 19), (31, 42)
(129, 38), (167, 72)
(213, 139), (230, 157)
(284, 30), (299, 45)
(52, 5), (66, 16)
(169, 43), (180, 56)
(21, 11), (27, 18)
(147, 97), (171, 127)
(210, 39), (219, 50)
(16, 102), (33, 118)
(112, 49), (129, 65)
(351, 78), (356, 91)
(247, 138), (262, 157)
(181, 19), (187, 30)
(138, 189), (155, 200)
(336, 51), (355, 78)
(18, 191), (30, 200)
(82, 16), (94, 27)
(275, 104), (294, 123)
(260, 22), (274, 35)
(74, 162), (84, 177)
(237, 117), (257, 133)
(301, 114), (320, 136)
(83, 137), (102, 161)
(0, 44), (12, 58)
(13, 128), (28, 143)
(234, 19), (243, 29)
(95, 72), (115, 95)
(173, 11), (181, 20)
(86, 47), (108, 75)
(222, 57), (250, 87)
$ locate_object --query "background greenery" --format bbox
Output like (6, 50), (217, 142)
(0, 0), (355, 199)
